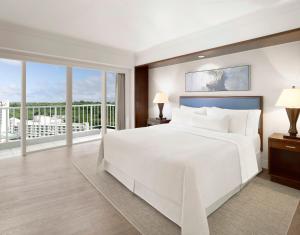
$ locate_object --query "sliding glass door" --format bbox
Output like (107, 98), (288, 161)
(106, 72), (117, 131)
(0, 58), (22, 158)
(72, 67), (102, 143)
(0, 55), (125, 156)
(26, 61), (67, 152)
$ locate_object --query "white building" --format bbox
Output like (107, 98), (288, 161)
(0, 100), (9, 142)
(10, 115), (89, 139)
(1, 101), (91, 141)
(26, 115), (89, 138)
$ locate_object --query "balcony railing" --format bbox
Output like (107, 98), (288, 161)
(0, 104), (115, 143)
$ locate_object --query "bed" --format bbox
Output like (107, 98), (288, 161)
(98, 96), (263, 235)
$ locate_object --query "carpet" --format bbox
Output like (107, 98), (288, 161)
(72, 153), (300, 235)
(288, 201), (300, 235)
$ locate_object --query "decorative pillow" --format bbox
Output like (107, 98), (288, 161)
(191, 114), (230, 133)
(180, 105), (206, 115)
(207, 107), (248, 135)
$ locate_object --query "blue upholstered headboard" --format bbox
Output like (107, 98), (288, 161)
(179, 96), (263, 151)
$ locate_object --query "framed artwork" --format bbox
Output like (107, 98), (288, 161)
(185, 65), (250, 92)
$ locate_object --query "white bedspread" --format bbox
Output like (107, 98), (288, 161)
(98, 124), (258, 235)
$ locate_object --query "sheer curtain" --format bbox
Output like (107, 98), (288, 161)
(115, 73), (125, 130)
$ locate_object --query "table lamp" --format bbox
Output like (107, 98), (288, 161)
(276, 86), (300, 139)
(153, 92), (168, 120)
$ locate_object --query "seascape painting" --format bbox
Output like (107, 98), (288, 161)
(185, 65), (250, 92)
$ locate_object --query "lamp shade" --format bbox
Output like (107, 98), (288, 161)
(276, 87), (300, 108)
(153, 92), (168, 104)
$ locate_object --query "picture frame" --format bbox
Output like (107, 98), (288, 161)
(185, 65), (250, 92)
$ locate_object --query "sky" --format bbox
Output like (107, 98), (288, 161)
(0, 58), (116, 103)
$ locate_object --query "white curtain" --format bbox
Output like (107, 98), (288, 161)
(116, 73), (125, 130)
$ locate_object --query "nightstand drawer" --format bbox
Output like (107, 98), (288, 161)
(270, 140), (300, 152)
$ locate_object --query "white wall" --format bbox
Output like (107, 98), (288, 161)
(0, 20), (135, 69)
(136, 1), (300, 65)
(149, 41), (300, 168)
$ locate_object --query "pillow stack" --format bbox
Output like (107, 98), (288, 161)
(206, 107), (261, 136)
(170, 105), (261, 135)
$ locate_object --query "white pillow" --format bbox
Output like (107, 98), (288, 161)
(245, 110), (261, 135)
(192, 114), (230, 133)
(180, 105), (206, 115)
(171, 108), (193, 126)
(207, 107), (248, 135)
(206, 107), (261, 135)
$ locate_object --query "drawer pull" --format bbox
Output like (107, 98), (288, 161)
(285, 145), (296, 149)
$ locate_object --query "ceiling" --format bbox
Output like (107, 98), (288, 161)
(0, 0), (297, 52)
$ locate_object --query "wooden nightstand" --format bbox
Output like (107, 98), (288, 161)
(269, 133), (300, 190)
(147, 118), (171, 126)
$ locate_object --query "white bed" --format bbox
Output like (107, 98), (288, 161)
(98, 126), (261, 234)
(98, 97), (263, 235)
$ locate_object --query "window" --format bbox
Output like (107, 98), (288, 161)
(72, 67), (102, 143)
(0, 56), (125, 158)
(106, 72), (117, 130)
(26, 61), (67, 152)
(0, 58), (22, 157)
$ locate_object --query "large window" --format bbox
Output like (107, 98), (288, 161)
(0, 58), (21, 157)
(72, 67), (102, 143)
(26, 62), (67, 152)
(106, 72), (117, 130)
(0, 56), (123, 158)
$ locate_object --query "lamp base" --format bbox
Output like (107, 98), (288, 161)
(283, 134), (300, 140)
(157, 103), (164, 120)
(286, 108), (300, 139)
(156, 117), (166, 121)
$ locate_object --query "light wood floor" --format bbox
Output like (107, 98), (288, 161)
(0, 142), (140, 235)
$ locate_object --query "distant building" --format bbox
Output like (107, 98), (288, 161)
(0, 101), (9, 141)
(1, 101), (91, 142)
(10, 115), (89, 139)
(25, 115), (89, 138)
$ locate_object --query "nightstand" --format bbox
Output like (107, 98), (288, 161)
(147, 118), (171, 126)
(269, 133), (300, 189)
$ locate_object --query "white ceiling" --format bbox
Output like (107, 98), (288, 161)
(0, 0), (297, 52)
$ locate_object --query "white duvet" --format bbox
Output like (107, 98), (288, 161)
(98, 124), (258, 235)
